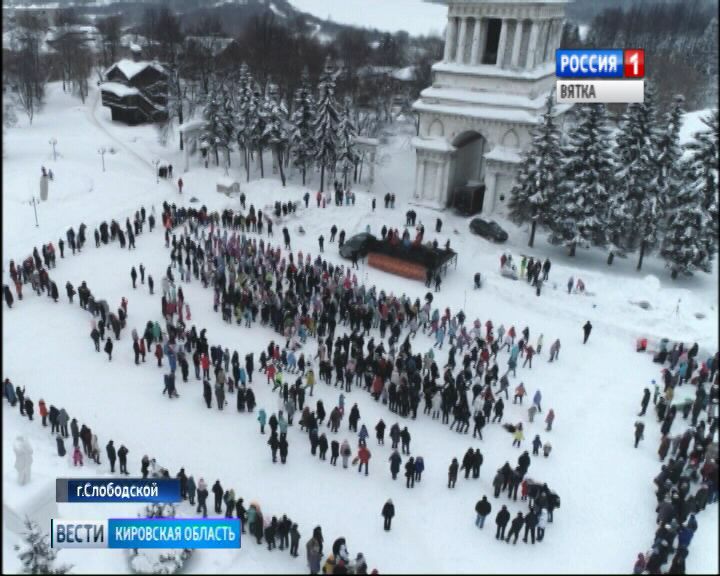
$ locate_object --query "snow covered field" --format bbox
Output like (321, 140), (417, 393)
(2, 83), (718, 574)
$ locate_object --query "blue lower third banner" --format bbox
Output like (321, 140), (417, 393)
(57, 478), (181, 503)
(51, 518), (241, 549)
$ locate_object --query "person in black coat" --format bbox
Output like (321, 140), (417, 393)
(495, 505), (510, 539)
(389, 450), (402, 480)
(118, 445), (129, 474)
(582, 321), (592, 344)
(24, 398), (34, 420)
(382, 499), (395, 531)
(318, 433), (329, 460)
(290, 523), (300, 557)
(472, 449), (484, 479)
(279, 436), (289, 464)
(212, 480), (223, 514)
(448, 458), (459, 488)
(523, 508), (539, 543)
(203, 380), (212, 409)
(197, 482), (209, 518)
(56, 435), (67, 457)
(106, 440), (117, 472)
(177, 468), (188, 500)
(506, 512), (524, 544)
(474, 496), (492, 529)
(235, 498), (247, 532)
(268, 432), (280, 463)
(104, 337), (113, 361)
(405, 457), (415, 488)
(330, 440), (340, 466)
(639, 388), (651, 416)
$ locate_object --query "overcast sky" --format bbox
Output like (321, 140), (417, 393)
(288, 0), (447, 37)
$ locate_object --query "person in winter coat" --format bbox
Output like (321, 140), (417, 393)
(212, 480), (224, 514)
(639, 388), (651, 416)
(203, 380), (212, 409)
(634, 421), (645, 448)
(475, 496), (492, 529)
(357, 445), (371, 475)
(506, 512), (524, 544)
(215, 381), (226, 410)
(106, 440), (117, 472)
(187, 476), (197, 506)
(306, 537), (322, 574)
(104, 337), (113, 361)
(3, 284), (14, 308)
(537, 508), (548, 541)
(414, 456), (425, 482)
(382, 499), (395, 531)
(405, 457), (416, 488)
(400, 427), (411, 454)
(290, 523), (301, 557)
(545, 409), (555, 431)
(196, 478), (209, 518)
(257, 409), (267, 434)
(38, 399), (48, 426)
(495, 505), (510, 540)
(448, 458), (459, 488)
(512, 424), (524, 447)
(73, 446), (83, 466)
(375, 419), (386, 445)
(632, 553), (646, 574)
(582, 321), (592, 344)
(389, 450), (402, 480)
(532, 390), (542, 412)
(523, 508), (539, 543)
(56, 434), (67, 457)
(341, 440), (352, 468)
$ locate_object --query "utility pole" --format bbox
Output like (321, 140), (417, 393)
(30, 197), (39, 227)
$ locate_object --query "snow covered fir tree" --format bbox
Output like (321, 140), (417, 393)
(508, 96), (563, 248)
(14, 519), (71, 575)
(127, 504), (192, 575)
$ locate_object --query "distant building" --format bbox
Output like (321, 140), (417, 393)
(99, 58), (169, 125)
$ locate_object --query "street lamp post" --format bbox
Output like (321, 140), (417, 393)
(30, 197), (39, 227)
(98, 147), (107, 172)
(49, 137), (58, 161)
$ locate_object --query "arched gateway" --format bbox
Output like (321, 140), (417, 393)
(412, 0), (572, 214)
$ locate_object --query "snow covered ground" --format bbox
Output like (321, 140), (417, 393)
(2, 83), (718, 574)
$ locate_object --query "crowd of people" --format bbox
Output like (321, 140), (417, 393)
(633, 342), (718, 574)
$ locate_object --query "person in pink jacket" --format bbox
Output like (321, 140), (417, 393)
(72, 446), (83, 466)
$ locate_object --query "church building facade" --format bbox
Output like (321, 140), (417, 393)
(412, 0), (572, 213)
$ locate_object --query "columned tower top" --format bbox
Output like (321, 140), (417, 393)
(429, 0), (568, 73)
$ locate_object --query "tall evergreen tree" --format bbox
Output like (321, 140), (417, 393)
(200, 81), (224, 166)
(290, 68), (316, 186)
(660, 164), (710, 277)
(549, 103), (614, 256)
(610, 84), (660, 270)
(235, 63), (256, 182)
(15, 518), (72, 575)
(313, 57), (340, 193)
(336, 96), (359, 189)
(684, 109), (719, 263)
(261, 82), (290, 187)
(507, 95), (563, 247)
(249, 82), (268, 178)
(218, 82), (236, 169)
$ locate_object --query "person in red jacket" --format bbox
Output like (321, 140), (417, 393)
(357, 445), (371, 476)
(201, 353), (210, 379)
(266, 363), (277, 385)
(508, 326), (516, 344)
(38, 399), (48, 427)
(155, 343), (163, 367)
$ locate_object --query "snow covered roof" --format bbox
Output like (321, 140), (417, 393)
(105, 59), (167, 81)
(99, 82), (140, 98)
(178, 119), (207, 134)
(412, 136), (455, 152)
(391, 66), (417, 82)
(484, 145), (522, 164)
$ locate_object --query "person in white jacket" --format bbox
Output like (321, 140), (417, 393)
(431, 393), (442, 420)
(537, 508), (548, 541)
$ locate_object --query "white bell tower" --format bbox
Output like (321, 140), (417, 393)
(412, 0), (572, 213)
